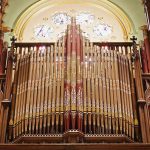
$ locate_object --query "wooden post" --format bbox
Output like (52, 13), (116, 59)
(0, 36), (16, 143)
(143, 0), (150, 31)
(140, 25), (150, 72)
(128, 52), (139, 141)
(0, 31), (4, 74)
(139, 41), (149, 73)
(131, 36), (150, 143)
(0, 30), (5, 140)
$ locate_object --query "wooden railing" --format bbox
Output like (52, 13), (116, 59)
(13, 42), (134, 56)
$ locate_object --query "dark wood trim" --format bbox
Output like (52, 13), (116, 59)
(11, 134), (134, 144)
(84, 134), (134, 143)
(93, 42), (133, 47)
(0, 74), (6, 81)
(0, 143), (150, 150)
(14, 42), (55, 47)
(142, 73), (150, 80)
(14, 42), (133, 48)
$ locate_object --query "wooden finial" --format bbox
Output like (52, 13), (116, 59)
(130, 36), (139, 61)
(10, 36), (17, 45)
(130, 36), (137, 44)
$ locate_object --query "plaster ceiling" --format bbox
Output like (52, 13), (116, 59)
(3, 0), (146, 42)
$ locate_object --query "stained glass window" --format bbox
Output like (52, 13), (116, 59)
(52, 13), (71, 25)
(32, 12), (113, 42)
(76, 12), (95, 25)
(34, 25), (53, 39)
(93, 24), (112, 37)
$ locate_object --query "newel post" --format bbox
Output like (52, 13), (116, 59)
(131, 36), (150, 143)
(0, 36), (16, 143)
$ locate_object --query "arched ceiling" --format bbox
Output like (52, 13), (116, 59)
(4, 0), (146, 42)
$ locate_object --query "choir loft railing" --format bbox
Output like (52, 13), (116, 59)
(0, 19), (150, 144)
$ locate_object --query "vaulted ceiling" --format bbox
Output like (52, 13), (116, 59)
(4, 0), (146, 42)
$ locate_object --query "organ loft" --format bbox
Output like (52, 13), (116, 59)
(0, 0), (150, 150)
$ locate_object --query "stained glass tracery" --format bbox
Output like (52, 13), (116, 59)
(93, 24), (112, 37)
(76, 12), (95, 25)
(33, 12), (113, 40)
(52, 13), (71, 25)
(34, 25), (53, 39)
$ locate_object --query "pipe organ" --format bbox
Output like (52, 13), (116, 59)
(0, 19), (150, 144)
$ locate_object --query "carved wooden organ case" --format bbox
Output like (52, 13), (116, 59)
(1, 19), (150, 144)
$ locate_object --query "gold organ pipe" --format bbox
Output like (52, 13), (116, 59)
(43, 48), (50, 134)
(110, 51), (115, 133)
(32, 51), (38, 134)
(95, 46), (100, 134)
(21, 54), (29, 135)
(60, 38), (65, 133)
(115, 52), (122, 134)
(83, 39), (87, 133)
(35, 51), (42, 134)
(16, 55), (24, 137)
(47, 45), (53, 133)
(51, 44), (57, 133)
(28, 52), (36, 134)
